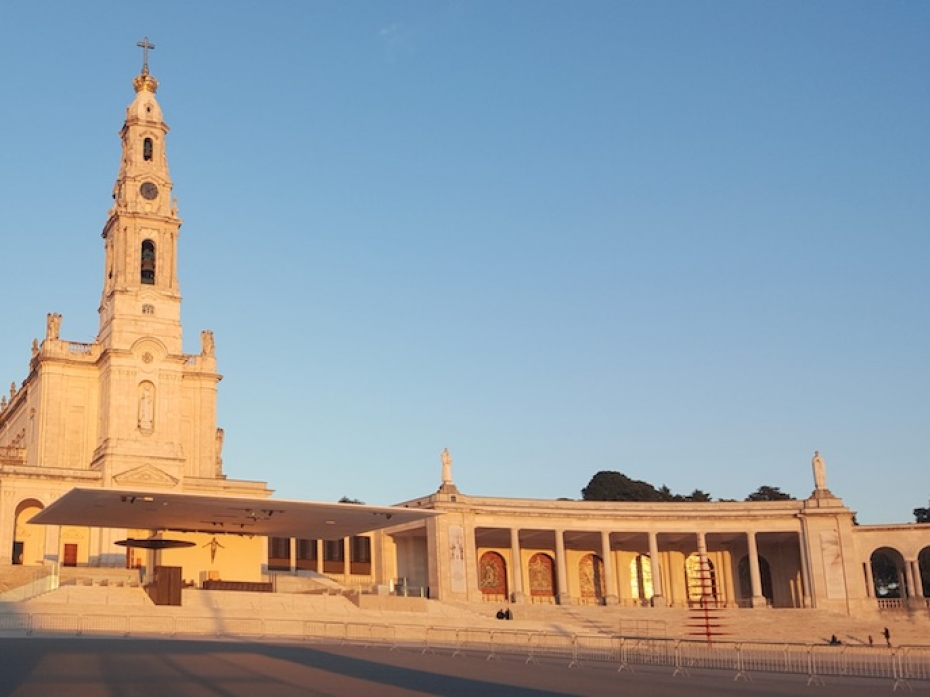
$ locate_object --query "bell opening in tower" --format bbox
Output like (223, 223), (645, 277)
(141, 239), (156, 285)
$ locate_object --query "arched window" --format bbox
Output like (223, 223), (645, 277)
(141, 240), (156, 285)
(871, 548), (906, 598)
(143, 138), (153, 161)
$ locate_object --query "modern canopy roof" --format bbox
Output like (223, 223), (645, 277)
(29, 488), (439, 540)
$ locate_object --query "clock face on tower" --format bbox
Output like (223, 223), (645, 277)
(140, 181), (159, 200)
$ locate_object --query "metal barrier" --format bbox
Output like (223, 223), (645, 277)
(900, 646), (930, 682)
(0, 609), (927, 689)
(81, 614), (130, 637)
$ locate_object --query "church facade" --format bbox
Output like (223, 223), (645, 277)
(1, 54), (928, 617)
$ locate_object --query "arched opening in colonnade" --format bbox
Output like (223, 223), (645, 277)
(871, 547), (906, 598)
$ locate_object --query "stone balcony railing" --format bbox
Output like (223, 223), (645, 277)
(0, 445), (27, 466)
(877, 597), (930, 611)
(40, 340), (101, 362)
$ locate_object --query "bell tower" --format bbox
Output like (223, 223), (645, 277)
(89, 40), (222, 485)
(98, 37), (182, 354)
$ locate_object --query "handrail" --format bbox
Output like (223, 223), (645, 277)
(0, 564), (60, 602)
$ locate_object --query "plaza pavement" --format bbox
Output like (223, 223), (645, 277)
(0, 636), (907, 696)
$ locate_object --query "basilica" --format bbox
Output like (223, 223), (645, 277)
(1, 50), (927, 617)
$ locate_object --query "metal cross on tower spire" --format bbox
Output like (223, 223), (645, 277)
(137, 36), (155, 74)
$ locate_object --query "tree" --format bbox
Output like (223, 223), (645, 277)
(915, 504), (930, 523)
(338, 496), (365, 505)
(745, 486), (795, 502)
(684, 489), (713, 502)
(656, 485), (679, 502)
(581, 471), (663, 502)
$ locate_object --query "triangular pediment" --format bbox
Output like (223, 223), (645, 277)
(113, 464), (179, 488)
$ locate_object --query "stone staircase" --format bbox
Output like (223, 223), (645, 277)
(270, 571), (351, 595)
(59, 567), (142, 588)
(180, 588), (358, 615)
(8, 580), (930, 648)
(441, 599), (930, 646)
(23, 583), (152, 607)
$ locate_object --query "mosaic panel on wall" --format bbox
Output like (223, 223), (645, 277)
(478, 551), (508, 596)
(579, 553), (605, 598)
(528, 552), (556, 597)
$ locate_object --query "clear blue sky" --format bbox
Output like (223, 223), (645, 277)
(0, 2), (927, 523)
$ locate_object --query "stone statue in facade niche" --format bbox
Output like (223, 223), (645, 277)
(215, 427), (225, 474)
(138, 383), (154, 431)
(812, 450), (827, 491)
(46, 313), (61, 341)
(441, 448), (453, 485)
(201, 330), (214, 356)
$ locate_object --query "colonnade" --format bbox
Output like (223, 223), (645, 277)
(477, 526), (805, 608)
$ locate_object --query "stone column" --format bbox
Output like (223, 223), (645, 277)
(797, 521), (814, 608)
(696, 531), (710, 605)
(648, 531), (665, 606)
(315, 539), (323, 574)
(898, 565), (908, 600)
(343, 537), (351, 579)
(746, 531), (765, 608)
(554, 529), (571, 605)
(903, 560), (916, 599)
(510, 528), (525, 603)
(289, 538), (297, 573)
(864, 561), (875, 598)
(912, 560), (924, 598)
(600, 530), (618, 605)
